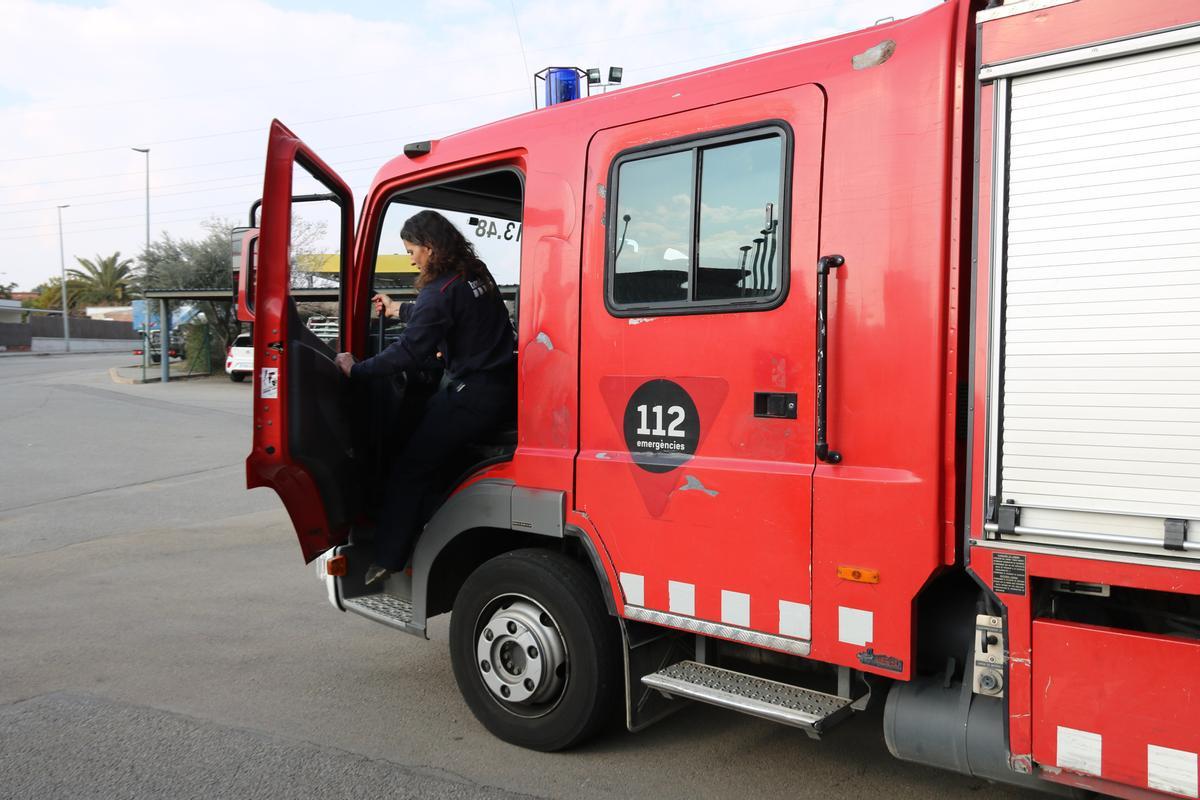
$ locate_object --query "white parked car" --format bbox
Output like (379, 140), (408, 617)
(225, 332), (253, 382)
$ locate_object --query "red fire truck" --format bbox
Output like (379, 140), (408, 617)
(244, 0), (1200, 795)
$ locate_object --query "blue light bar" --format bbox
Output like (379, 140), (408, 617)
(545, 68), (581, 106)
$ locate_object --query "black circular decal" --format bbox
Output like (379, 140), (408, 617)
(623, 379), (700, 473)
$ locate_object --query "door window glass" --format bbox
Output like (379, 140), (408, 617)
(290, 160), (347, 349)
(697, 136), (783, 301)
(612, 150), (693, 304)
(607, 126), (788, 313)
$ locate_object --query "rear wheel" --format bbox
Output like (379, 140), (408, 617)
(229, 372), (246, 382)
(449, 548), (618, 751)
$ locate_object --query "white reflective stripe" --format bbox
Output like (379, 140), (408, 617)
(837, 607), (873, 646)
(617, 580), (808, 639)
(720, 590), (750, 628)
(1056, 726), (1102, 776)
(1148, 745), (1199, 798)
(778, 600), (811, 640)
(668, 580), (695, 616)
(619, 572), (644, 606)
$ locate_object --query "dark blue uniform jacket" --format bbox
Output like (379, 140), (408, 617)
(350, 269), (515, 381)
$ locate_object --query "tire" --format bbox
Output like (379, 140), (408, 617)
(449, 548), (619, 752)
(229, 372), (245, 382)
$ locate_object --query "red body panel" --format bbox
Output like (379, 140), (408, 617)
(1033, 619), (1200, 797)
(577, 86), (824, 653)
(968, 5), (1200, 789)
(971, 548), (1200, 771)
(805, 2), (967, 677)
(980, 0), (1200, 66)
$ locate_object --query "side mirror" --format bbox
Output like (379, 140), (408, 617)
(231, 226), (259, 323)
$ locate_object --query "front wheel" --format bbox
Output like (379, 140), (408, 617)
(449, 549), (619, 752)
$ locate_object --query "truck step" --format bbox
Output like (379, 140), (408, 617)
(343, 593), (416, 632)
(641, 660), (855, 738)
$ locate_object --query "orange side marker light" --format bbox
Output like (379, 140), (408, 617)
(837, 565), (879, 584)
(326, 555), (348, 577)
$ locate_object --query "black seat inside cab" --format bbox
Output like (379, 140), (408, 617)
(456, 410), (517, 476)
(434, 434), (516, 512)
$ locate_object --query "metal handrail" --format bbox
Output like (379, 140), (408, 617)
(983, 522), (1199, 552)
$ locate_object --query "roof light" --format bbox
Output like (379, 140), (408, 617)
(545, 68), (583, 106)
(608, 67), (623, 84)
(586, 68), (602, 85)
(404, 140), (433, 158)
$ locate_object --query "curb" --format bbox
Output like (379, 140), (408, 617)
(0, 350), (129, 358)
(108, 366), (216, 385)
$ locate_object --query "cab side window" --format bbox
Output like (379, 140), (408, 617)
(608, 126), (789, 313)
(366, 169), (524, 357)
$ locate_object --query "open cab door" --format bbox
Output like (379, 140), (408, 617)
(247, 119), (363, 562)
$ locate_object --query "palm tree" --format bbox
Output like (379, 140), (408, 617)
(68, 252), (134, 305)
(30, 277), (84, 313)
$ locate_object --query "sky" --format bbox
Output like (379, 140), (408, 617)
(0, 0), (940, 292)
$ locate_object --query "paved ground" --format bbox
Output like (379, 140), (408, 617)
(0, 353), (1039, 799)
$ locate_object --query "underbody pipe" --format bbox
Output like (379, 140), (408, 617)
(883, 677), (1069, 796)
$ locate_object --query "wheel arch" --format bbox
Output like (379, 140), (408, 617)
(411, 480), (617, 625)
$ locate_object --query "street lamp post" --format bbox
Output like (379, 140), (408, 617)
(56, 204), (71, 353)
(132, 147), (150, 382)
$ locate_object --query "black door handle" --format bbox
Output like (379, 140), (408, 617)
(816, 254), (843, 464)
(754, 392), (797, 419)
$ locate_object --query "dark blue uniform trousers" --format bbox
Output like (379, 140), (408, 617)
(374, 373), (514, 570)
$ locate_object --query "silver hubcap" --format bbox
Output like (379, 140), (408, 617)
(475, 597), (566, 706)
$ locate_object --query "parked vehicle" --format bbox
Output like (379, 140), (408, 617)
(243, 1), (1200, 796)
(132, 329), (184, 364)
(225, 332), (253, 382)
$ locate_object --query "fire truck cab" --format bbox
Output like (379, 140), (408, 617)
(245, 0), (1200, 795)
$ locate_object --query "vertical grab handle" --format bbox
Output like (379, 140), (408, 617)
(816, 254), (844, 465)
(376, 301), (385, 353)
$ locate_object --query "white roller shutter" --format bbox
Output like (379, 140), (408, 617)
(1000, 42), (1200, 540)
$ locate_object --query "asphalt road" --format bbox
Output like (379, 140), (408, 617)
(0, 353), (1038, 799)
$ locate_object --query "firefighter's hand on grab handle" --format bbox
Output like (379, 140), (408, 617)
(334, 352), (356, 377)
(372, 293), (400, 318)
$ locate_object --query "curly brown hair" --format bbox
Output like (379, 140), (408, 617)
(401, 210), (495, 292)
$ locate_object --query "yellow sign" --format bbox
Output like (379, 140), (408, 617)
(297, 254), (416, 273)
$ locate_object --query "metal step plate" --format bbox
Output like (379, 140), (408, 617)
(343, 593), (416, 632)
(641, 660), (855, 737)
